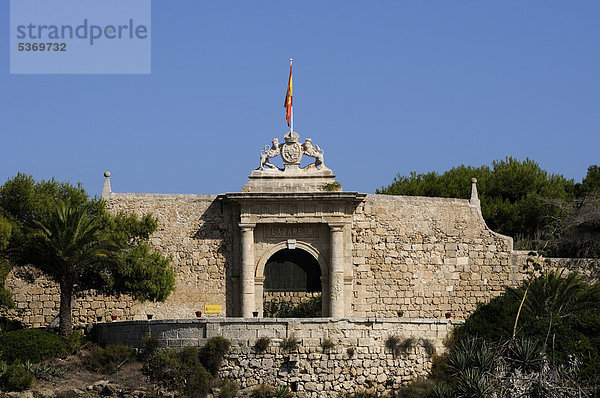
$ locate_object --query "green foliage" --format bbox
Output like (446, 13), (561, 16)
(199, 336), (231, 376)
(378, 158), (576, 245)
(0, 317), (23, 332)
(251, 384), (275, 398)
(391, 378), (437, 398)
(0, 215), (15, 308)
(84, 344), (136, 373)
(23, 360), (66, 380)
(63, 330), (86, 354)
(320, 181), (342, 191)
(3, 360), (34, 391)
(217, 379), (239, 398)
(0, 328), (67, 363)
(250, 384), (294, 398)
(342, 390), (377, 398)
(578, 165), (600, 196)
(509, 338), (543, 372)
(254, 336), (271, 353)
(264, 294), (322, 318)
(146, 346), (212, 397)
(346, 346), (355, 357)
(0, 173), (175, 335)
(111, 243), (175, 302)
(321, 337), (335, 352)
(281, 335), (299, 352)
(447, 339), (495, 377)
(451, 270), (600, 386)
(142, 332), (160, 356)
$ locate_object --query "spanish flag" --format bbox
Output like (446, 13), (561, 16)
(284, 60), (293, 127)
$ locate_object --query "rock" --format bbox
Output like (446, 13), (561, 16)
(5, 392), (34, 398)
(100, 383), (122, 396)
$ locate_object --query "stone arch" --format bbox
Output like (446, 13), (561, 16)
(256, 241), (329, 279)
(255, 241), (330, 317)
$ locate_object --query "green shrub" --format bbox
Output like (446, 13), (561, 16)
(273, 385), (294, 397)
(321, 338), (335, 352)
(346, 347), (355, 358)
(251, 384), (275, 398)
(281, 335), (299, 352)
(343, 389), (377, 398)
(84, 344), (136, 373)
(391, 377), (437, 398)
(3, 360), (34, 391)
(146, 348), (183, 391)
(24, 360), (65, 380)
(142, 332), (160, 356)
(254, 336), (271, 353)
(63, 330), (86, 354)
(146, 346), (213, 396)
(200, 336), (231, 376)
(217, 379), (239, 398)
(0, 328), (67, 363)
(0, 317), (22, 332)
(264, 295), (322, 318)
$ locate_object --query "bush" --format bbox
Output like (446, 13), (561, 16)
(264, 295), (322, 318)
(146, 345), (213, 396)
(217, 379), (239, 398)
(84, 344), (136, 373)
(281, 335), (299, 352)
(342, 390), (377, 398)
(200, 336), (231, 376)
(63, 330), (86, 354)
(3, 360), (34, 391)
(251, 384), (275, 398)
(0, 317), (22, 332)
(0, 328), (67, 363)
(142, 332), (160, 356)
(254, 336), (270, 353)
(321, 338), (335, 352)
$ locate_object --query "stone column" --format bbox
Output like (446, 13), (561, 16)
(329, 223), (345, 318)
(239, 223), (256, 318)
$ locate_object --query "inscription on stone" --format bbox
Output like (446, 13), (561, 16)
(266, 225), (319, 239)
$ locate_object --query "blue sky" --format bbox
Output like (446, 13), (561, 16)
(1, 1), (599, 196)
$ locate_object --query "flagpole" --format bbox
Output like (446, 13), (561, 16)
(290, 58), (293, 132)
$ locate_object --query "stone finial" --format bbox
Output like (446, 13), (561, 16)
(469, 177), (480, 210)
(101, 171), (111, 199)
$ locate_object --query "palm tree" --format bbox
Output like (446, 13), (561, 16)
(23, 199), (117, 335)
(520, 269), (600, 320)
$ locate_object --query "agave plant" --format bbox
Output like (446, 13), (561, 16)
(453, 368), (493, 398)
(510, 338), (544, 373)
(273, 385), (294, 398)
(428, 384), (454, 398)
(448, 338), (495, 376)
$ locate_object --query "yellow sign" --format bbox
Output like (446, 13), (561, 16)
(204, 305), (221, 314)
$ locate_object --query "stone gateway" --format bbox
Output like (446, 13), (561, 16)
(3, 130), (598, 395)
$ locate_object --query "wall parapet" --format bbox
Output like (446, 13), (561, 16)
(94, 317), (460, 396)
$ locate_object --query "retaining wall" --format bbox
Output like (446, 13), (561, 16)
(94, 318), (456, 397)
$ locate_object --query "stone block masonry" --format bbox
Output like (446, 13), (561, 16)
(1, 190), (598, 328)
(94, 318), (457, 397)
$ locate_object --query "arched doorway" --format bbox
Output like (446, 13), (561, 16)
(263, 248), (323, 317)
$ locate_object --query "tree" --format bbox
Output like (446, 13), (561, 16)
(378, 158), (576, 246)
(0, 174), (175, 335)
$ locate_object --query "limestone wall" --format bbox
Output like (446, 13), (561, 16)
(94, 318), (455, 397)
(1, 193), (234, 327)
(351, 195), (517, 319)
(2, 191), (598, 328)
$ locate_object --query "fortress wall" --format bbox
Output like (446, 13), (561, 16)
(2, 191), (598, 329)
(94, 317), (455, 396)
(1, 193), (233, 327)
(351, 194), (517, 319)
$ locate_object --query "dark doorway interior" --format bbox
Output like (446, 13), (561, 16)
(264, 249), (321, 292)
